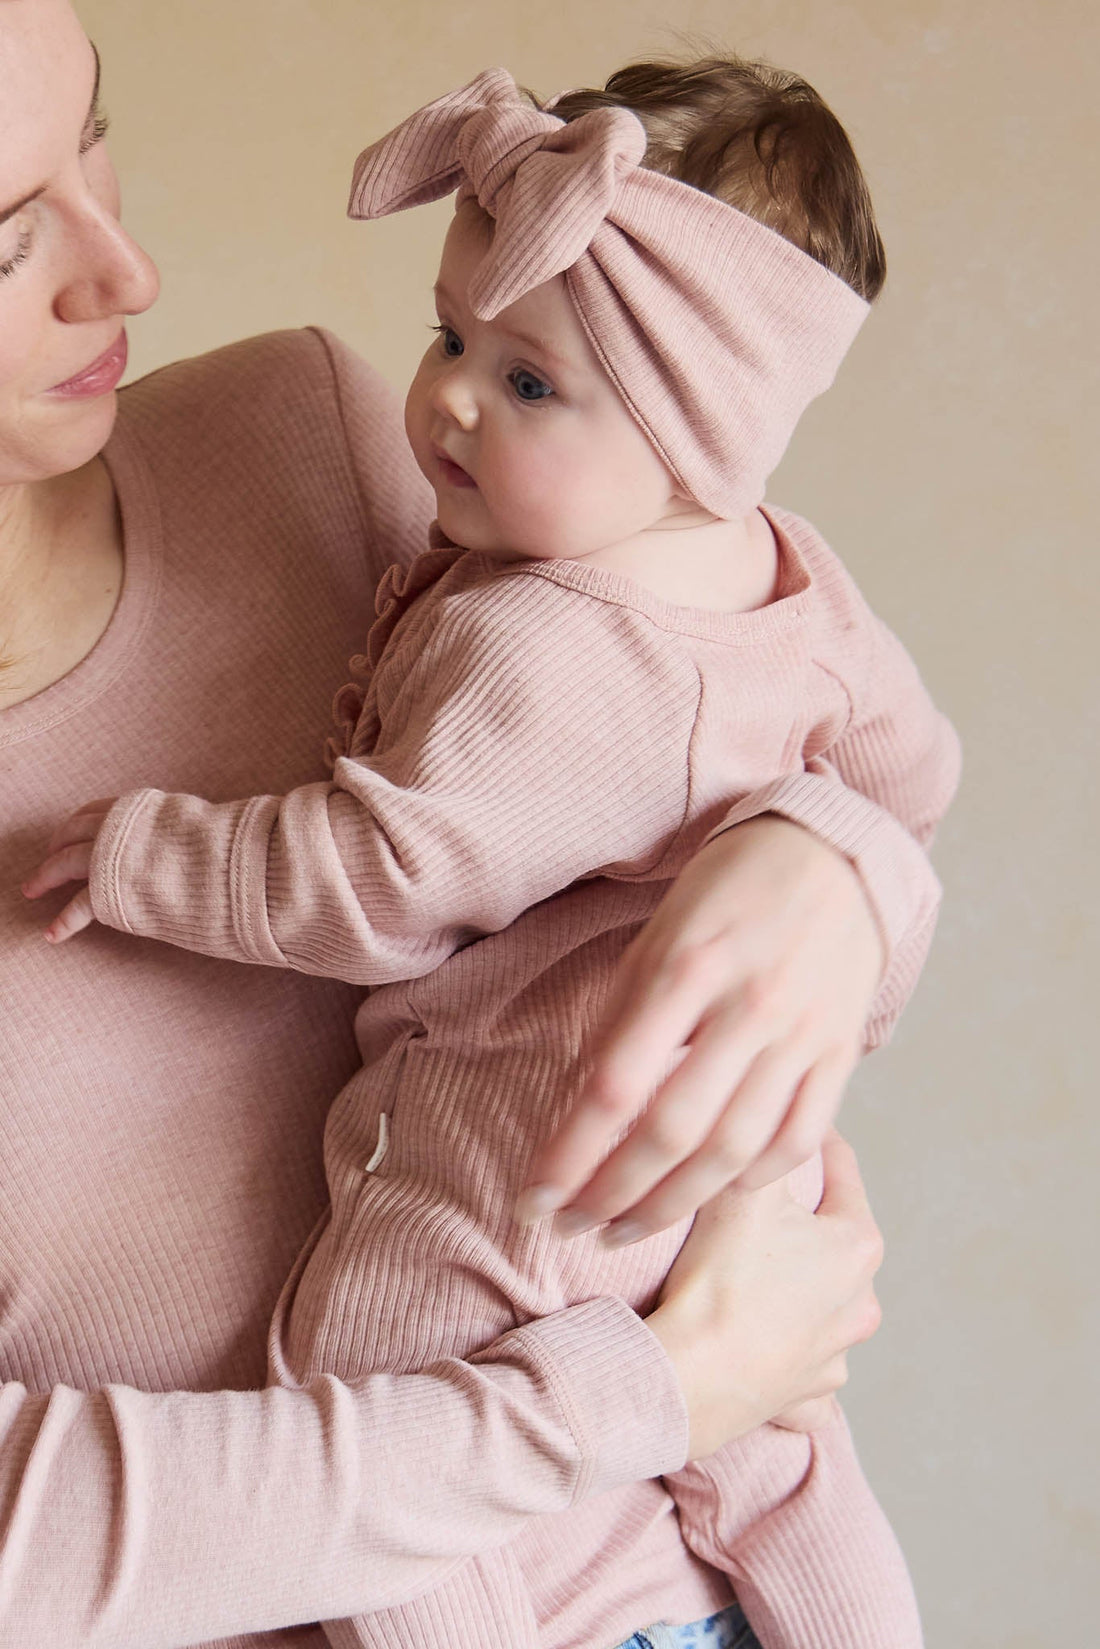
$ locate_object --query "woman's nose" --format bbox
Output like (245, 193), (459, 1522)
(54, 209), (160, 326)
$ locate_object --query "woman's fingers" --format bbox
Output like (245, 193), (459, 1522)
(22, 842), (94, 899)
(518, 936), (794, 1225)
(44, 887), (95, 943)
(815, 1129), (874, 1226)
(577, 1038), (815, 1242)
(734, 1046), (858, 1192)
(644, 1132), (884, 1457)
(815, 1130), (885, 1330)
(516, 940), (725, 1222)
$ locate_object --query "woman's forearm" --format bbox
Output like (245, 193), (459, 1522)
(0, 1301), (683, 1648)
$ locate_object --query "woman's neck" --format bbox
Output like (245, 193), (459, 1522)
(0, 461), (123, 710)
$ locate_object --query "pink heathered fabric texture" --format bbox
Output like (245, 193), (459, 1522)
(0, 332), (692, 1647)
(88, 518), (957, 1647)
(348, 68), (870, 521)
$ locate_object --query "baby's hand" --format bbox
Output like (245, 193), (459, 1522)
(22, 799), (118, 942)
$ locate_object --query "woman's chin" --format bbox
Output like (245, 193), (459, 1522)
(2, 391), (121, 486)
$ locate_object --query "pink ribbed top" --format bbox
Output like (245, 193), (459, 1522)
(0, 327), (945, 1647)
(86, 502), (957, 1646)
(0, 332), (692, 1648)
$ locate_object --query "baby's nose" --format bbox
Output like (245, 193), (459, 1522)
(432, 367), (479, 432)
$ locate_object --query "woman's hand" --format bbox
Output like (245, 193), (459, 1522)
(645, 1131), (883, 1460)
(517, 816), (885, 1242)
(21, 799), (116, 941)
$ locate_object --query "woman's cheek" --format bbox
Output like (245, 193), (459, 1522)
(0, 287), (41, 394)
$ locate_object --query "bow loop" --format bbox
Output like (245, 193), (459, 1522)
(349, 70), (646, 318)
(348, 68), (525, 220)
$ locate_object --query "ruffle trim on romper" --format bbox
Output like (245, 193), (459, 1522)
(323, 525), (464, 769)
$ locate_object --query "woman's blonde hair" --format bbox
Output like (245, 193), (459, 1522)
(545, 55), (886, 301)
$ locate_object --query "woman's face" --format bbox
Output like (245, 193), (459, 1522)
(0, 0), (159, 489)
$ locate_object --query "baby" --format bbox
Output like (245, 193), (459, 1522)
(29, 58), (957, 1649)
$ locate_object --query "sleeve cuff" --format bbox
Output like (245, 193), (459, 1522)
(708, 773), (942, 1048)
(482, 1298), (689, 1501)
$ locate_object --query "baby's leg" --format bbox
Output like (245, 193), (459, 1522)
(663, 1156), (921, 1649)
(667, 1405), (922, 1649)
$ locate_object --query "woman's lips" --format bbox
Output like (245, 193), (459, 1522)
(433, 447), (478, 489)
(46, 330), (129, 399)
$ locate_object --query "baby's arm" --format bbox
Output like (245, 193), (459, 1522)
(526, 530), (961, 1233)
(26, 576), (698, 975)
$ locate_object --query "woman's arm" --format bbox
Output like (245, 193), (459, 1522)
(0, 1137), (879, 1647)
(522, 647), (959, 1240)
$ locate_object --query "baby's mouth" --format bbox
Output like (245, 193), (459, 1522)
(432, 445), (478, 489)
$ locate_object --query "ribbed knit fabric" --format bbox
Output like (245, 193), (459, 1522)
(0, 331), (693, 1646)
(0, 325), (950, 1646)
(348, 69), (870, 521)
(86, 515), (958, 1647)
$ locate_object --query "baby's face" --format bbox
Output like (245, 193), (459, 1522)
(404, 202), (682, 562)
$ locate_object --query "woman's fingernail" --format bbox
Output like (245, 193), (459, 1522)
(553, 1208), (599, 1239)
(601, 1220), (646, 1249)
(514, 1185), (562, 1226)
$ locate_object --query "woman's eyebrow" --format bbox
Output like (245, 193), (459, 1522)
(0, 43), (102, 226)
(0, 185), (46, 229)
(88, 42), (103, 118)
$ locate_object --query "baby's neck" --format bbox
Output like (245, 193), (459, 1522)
(581, 508), (779, 614)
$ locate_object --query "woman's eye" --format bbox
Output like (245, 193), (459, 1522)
(510, 369), (553, 403)
(0, 224), (32, 283)
(80, 107), (111, 157)
(433, 325), (463, 358)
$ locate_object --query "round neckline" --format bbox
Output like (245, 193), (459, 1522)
(498, 505), (812, 644)
(0, 413), (162, 751)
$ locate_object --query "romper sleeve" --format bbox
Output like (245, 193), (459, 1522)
(88, 572), (700, 981)
(0, 1302), (687, 1648)
(706, 526), (961, 1048)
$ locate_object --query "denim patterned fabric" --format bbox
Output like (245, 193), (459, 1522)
(612, 1600), (761, 1649)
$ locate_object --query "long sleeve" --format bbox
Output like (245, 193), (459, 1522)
(88, 568), (699, 979)
(0, 1302), (686, 1649)
(708, 520), (961, 1047)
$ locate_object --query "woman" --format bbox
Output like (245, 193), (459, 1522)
(0, 2), (932, 1643)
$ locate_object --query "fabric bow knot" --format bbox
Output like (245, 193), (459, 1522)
(350, 69), (646, 320)
(348, 68), (870, 520)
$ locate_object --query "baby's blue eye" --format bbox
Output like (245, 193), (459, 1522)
(510, 369), (553, 403)
(434, 325), (463, 357)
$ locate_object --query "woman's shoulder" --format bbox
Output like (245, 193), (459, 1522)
(115, 327), (385, 451)
(112, 329), (431, 578)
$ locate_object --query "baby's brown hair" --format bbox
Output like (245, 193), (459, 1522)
(544, 55), (886, 302)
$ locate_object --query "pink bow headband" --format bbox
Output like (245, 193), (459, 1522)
(349, 68), (869, 519)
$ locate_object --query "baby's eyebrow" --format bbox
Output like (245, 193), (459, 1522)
(501, 323), (572, 375)
(433, 281), (573, 374)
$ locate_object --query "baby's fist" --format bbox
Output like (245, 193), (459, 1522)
(22, 798), (118, 942)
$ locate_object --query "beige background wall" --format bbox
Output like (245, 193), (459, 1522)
(79, 2), (1098, 1644)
